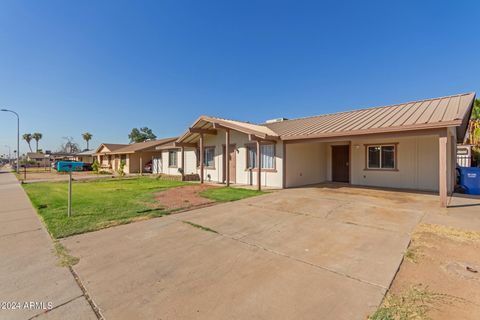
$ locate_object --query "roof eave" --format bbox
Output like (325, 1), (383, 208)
(177, 115), (280, 143)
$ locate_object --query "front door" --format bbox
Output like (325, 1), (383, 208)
(222, 144), (236, 183)
(332, 145), (350, 183)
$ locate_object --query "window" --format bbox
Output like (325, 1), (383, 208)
(168, 150), (177, 167)
(246, 143), (275, 170)
(367, 145), (396, 169)
(197, 147), (215, 168)
(204, 147), (215, 168)
(247, 145), (256, 169)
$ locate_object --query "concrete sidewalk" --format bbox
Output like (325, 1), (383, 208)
(0, 169), (97, 320)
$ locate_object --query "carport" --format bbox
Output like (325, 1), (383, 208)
(268, 92), (475, 207)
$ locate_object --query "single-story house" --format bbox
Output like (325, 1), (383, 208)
(94, 143), (128, 171)
(26, 152), (50, 167)
(74, 149), (96, 164)
(94, 138), (178, 174)
(175, 92), (476, 207)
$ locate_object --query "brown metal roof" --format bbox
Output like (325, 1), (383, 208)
(109, 137), (178, 154)
(264, 92), (476, 140)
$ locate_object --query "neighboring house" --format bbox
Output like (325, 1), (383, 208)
(75, 149), (96, 164)
(94, 143), (128, 171)
(26, 152), (50, 166)
(94, 138), (178, 174)
(50, 152), (76, 161)
(176, 92), (476, 207)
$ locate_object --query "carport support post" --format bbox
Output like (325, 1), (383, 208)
(181, 146), (185, 181)
(225, 129), (230, 186)
(199, 133), (204, 184)
(140, 156), (143, 175)
(256, 140), (261, 191)
(439, 130), (448, 207)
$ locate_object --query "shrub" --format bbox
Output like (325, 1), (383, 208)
(117, 160), (126, 176)
(92, 159), (99, 173)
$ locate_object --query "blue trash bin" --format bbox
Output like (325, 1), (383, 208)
(458, 167), (480, 195)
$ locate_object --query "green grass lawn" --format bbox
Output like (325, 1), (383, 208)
(200, 187), (266, 202)
(23, 177), (188, 238)
(23, 178), (266, 239)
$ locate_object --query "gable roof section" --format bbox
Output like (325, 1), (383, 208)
(94, 143), (128, 155)
(109, 137), (178, 154)
(177, 115), (279, 144)
(264, 92), (476, 140)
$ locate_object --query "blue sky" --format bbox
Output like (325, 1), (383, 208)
(1, 0), (479, 155)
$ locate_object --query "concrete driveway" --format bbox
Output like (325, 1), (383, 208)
(62, 185), (437, 319)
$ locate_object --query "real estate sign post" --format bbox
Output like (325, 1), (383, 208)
(57, 161), (84, 217)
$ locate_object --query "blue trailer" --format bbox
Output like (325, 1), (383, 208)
(57, 161), (84, 172)
(457, 167), (480, 195)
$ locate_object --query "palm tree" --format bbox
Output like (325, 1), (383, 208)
(468, 99), (480, 145)
(82, 132), (93, 150)
(22, 133), (33, 152)
(32, 132), (43, 152)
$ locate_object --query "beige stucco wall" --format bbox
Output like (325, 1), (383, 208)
(349, 135), (439, 191)
(198, 130), (283, 188)
(285, 142), (327, 187)
(285, 129), (457, 193)
(159, 149), (197, 175)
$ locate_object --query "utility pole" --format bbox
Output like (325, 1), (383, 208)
(1, 109), (20, 173)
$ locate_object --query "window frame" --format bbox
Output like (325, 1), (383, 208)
(196, 146), (216, 169)
(168, 150), (178, 168)
(364, 143), (398, 171)
(244, 143), (277, 172)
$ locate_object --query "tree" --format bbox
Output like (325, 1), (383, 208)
(32, 133), (43, 153)
(82, 132), (93, 150)
(472, 99), (480, 120)
(23, 133), (33, 152)
(58, 137), (80, 154)
(128, 127), (156, 143)
(468, 99), (480, 145)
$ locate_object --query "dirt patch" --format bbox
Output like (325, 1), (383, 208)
(155, 184), (217, 210)
(379, 223), (480, 319)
